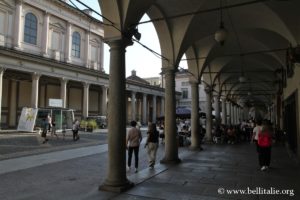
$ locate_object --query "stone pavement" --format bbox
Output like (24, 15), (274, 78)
(0, 130), (299, 200)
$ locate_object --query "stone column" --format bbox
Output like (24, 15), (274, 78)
(214, 95), (221, 126)
(60, 78), (68, 108)
(152, 95), (157, 123)
(221, 98), (226, 125)
(190, 81), (201, 150)
(160, 97), (164, 117)
(204, 86), (212, 142)
(0, 68), (4, 129)
(231, 104), (235, 125)
(85, 31), (90, 68)
(99, 38), (133, 192)
(42, 12), (49, 57)
(101, 86), (108, 116)
(227, 101), (231, 125)
(272, 104), (276, 124)
(232, 105), (235, 125)
(14, 0), (22, 49)
(235, 105), (238, 124)
(9, 80), (17, 127)
(31, 73), (40, 108)
(82, 82), (89, 118)
(238, 106), (240, 123)
(131, 91), (136, 121)
(65, 23), (72, 63)
(142, 94), (147, 125)
(160, 68), (180, 164)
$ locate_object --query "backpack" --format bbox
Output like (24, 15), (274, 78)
(258, 130), (272, 147)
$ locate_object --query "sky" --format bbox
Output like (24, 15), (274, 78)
(70, 0), (187, 78)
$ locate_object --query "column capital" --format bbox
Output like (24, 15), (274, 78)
(82, 82), (90, 88)
(105, 37), (133, 49)
(189, 80), (199, 86)
(161, 67), (176, 75)
(0, 67), (5, 73)
(101, 85), (108, 90)
(204, 85), (212, 94)
(43, 11), (50, 17)
(32, 72), (41, 80)
(221, 96), (227, 101)
(60, 77), (68, 83)
(67, 22), (72, 27)
(16, 0), (23, 5)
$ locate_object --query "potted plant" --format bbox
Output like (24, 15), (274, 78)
(80, 120), (87, 131)
(87, 119), (97, 132)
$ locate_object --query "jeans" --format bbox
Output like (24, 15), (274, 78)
(258, 146), (271, 167)
(128, 146), (140, 168)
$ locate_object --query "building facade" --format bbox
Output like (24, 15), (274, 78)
(174, 69), (206, 111)
(0, 0), (164, 129)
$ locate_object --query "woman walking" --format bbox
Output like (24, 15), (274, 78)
(258, 120), (273, 171)
(145, 123), (159, 169)
(126, 121), (142, 173)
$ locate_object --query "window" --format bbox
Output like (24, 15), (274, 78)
(182, 88), (188, 99)
(72, 32), (81, 58)
(24, 13), (37, 45)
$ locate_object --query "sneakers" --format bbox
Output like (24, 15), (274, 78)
(126, 166), (131, 171)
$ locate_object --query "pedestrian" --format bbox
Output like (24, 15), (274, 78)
(41, 118), (49, 144)
(47, 114), (52, 133)
(257, 120), (273, 171)
(72, 119), (80, 141)
(126, 120), (142, 173)
(252, 120), (262, 152)
(145, 123), (159, 169)
(51, 119), (58, 138)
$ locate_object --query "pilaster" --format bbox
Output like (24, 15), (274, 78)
(60, 78), (68, 108)
(31, 73), (41, 109)
(82, 82), (89, 118)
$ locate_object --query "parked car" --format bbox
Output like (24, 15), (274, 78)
(86, 116), (107, 129)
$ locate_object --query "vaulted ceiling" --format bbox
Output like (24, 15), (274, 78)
(99, 0), (300, 109)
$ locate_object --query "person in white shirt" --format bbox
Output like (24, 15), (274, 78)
(252, 120), (262, 152)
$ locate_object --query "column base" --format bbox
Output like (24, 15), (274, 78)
(160, 157), (181, 164)
(99, 179), (134, 193)
(189, 146), (203, 151)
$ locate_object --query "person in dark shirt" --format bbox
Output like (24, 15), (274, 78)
(145, 123), (159, 169)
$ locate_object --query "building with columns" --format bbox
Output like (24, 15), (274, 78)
(0, 0), (165, 129)
(126, 70), (166, 124)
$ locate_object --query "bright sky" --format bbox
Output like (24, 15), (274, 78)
(70, 0), (187, 78)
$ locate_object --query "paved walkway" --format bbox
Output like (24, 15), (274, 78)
(0, 131), (299, 200)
